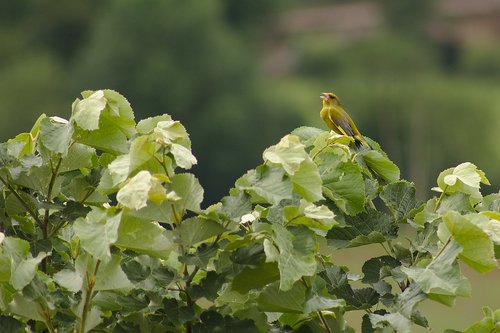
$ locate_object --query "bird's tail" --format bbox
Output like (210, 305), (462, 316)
(354, 135), (370, 149)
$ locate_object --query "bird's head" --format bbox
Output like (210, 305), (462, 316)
(320, 92), (340, 106)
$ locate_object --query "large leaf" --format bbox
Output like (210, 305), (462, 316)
(443, 211), (498, 273)
(236, 165), (293, 205)
(401, 241), (471, 306)
(73, 208), (121, 261)
(170, 173), (204, 213)
(263, 134), (308, 175)
(291, 158), (323, 202)
(115, 214), (174, 259)
(363, 150), (400, 183)
(117, 171), (167, 210)
(327, 209), (396, 248)
(322, 158), (366, 215)
(272, 224), (317, 291)
(177, 217), (226, 247)
(39, 116), (73, 156)
(380, 181), (420, 222)
(256, 281), (306, 313)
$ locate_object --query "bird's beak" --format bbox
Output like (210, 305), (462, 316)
(320, 93), (329, 101)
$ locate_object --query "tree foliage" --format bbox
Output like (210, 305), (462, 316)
(0, 90), (498, 332)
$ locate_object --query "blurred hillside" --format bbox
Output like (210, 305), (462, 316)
(1, 0), (500, 204)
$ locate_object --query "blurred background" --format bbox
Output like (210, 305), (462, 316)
(0, 0), (499, 330)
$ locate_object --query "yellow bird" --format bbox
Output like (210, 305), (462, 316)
(320, 92), (369, 148)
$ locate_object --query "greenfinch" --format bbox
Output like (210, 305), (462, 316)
(320, 92), (369, 148)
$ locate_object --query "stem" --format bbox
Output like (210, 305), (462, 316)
(318, 311), (333, 333)
(434, 185), (448, 211)
(80, 259), (101, 333)
(41, 306), (56, 333)
(0, 175), (43, 228)
(300, 277), (332, 333)
(430, 236), (452, 266)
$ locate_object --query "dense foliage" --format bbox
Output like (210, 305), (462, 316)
(0, 90), (499, 332)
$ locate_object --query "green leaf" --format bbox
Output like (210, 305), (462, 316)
(0, 316), (23, 333)
(380, 181), (419, 222)
(116, 214), (174, 259)
(462, 307), (500, 333)
(2, 237), (47, 290)
(170, 173), (204, 214)
(401, 241), (471, 306)
(73, 208), (121, 261)
(291, 158), (323, 202)
(362, 256), (400, 283)
(303, 276), (346, 313)
(136, 114), (172, 134)
(363, 150), (400, 183)
(369, 312), (412, 333)
(328, 209), (396, 248)
(117, 171), (167, 210)
(171, 143), (197, 169)
(72, 90), (136, 154)
(263, 134), (308, 175)
(283, 200), (337, 234)
(59, 143), (96, 172)
(94, 254), (133, 291)
(232, 262), (280, 293)
(322, 158), (365, 215)
(39, 116), (73, 156)
(443, 211), (498, 273)
(272, 224), (317, 291)
(7, 293), (44, 321)
(177, 217), (226, 247)
(72, 90), (107, 131)
(257, 281), (306, 313)
(53, 269), (83, 292)
(236, 165), (293, 205)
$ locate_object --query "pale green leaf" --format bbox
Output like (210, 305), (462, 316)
(94, 254), (132, 291)
(236, 165), (293, 205)
(73, 209), (121, 261)
(54, 269), (83, 292)
(170, 173), (204, 213)
(117, 171), (166, 210)
(443, 211), (498, 273)
(39, 116), (73, 156)
(10, 251), (47, 290)
(7, 293), (44, 321)
(369, 312), (412, 333)
(401, 241), (471, 305)
(72, 90), (107, 131)
(153, 120), (189, 145)
(137, 114), (172, 134)
(171, 143), (197, 169)
(263, 134), (308, 175)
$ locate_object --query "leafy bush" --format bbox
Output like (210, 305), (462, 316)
(0, 90), (498, 332)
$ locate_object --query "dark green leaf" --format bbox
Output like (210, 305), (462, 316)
(362, 256), (400, 283)
(232, 262), (280, 293)
(327, 209), (396, 248)
(380, 181), (420, 222)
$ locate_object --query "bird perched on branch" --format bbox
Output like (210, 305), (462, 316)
(320, 92), (369, 148)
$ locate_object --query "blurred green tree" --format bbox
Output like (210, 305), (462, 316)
(71, 0), (302, 204)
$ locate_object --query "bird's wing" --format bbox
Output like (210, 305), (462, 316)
(327, 110), (355, 137)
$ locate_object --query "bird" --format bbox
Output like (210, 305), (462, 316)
(320, 92), (369, 148)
